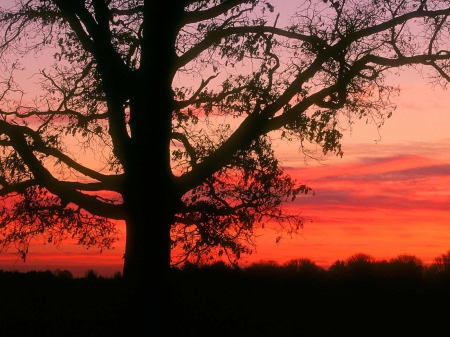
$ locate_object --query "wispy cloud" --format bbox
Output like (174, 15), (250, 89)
(261, 141), (450, 266)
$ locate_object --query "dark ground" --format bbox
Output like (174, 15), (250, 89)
(1, 268), (450, 336)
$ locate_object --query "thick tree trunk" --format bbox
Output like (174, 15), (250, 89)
(122, 196), (172, 288)
(118, 3), (185, 335)
(122, 185), (174, 335)
(120, 59), (177, 334)
(121, 84), (178, 335)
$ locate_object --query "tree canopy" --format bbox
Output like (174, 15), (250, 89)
(0, 0), (450, 276)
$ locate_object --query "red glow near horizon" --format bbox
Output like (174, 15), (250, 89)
(249, 146), (450, 268)
(1, 140), (449, 277)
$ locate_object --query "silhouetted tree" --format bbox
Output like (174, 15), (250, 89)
(246, 259), (281, 275)
(53, 269), (74, 280)
(388, 254), (424, 279)
(283, 258), (324, 277)
(328, 259), (349, 279)
(2, 1), (450, 332)
(202, 260), (233, 272)
(427, 249), (450, 280)
(346, 253), (376, 276)
(84, 269), (99, 279)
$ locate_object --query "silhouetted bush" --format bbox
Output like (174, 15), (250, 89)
(283, 258), (325, 278)
(245, 260), (282, 275)
(53, 269), (74, 279)
(346, 253), (376, 277)
(201, 260), (235, 273)
(432, 250), (450, 274)
(387, 254), (424, 281)
(424, 250), (450, 282)
(328, 260), (349, 279)
(84, 269), (99, 279)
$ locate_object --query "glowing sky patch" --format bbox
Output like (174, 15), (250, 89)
(246, 140), (450, 268)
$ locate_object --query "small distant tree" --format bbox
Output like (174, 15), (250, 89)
(429, 250), (450, 278)
(373, 254), (423, 286)
(433, 250), (450, 272)
(246, 260), (281, 275)
(53, 269), (73, 279)
(346, 253), (376, 276)
(328, 260), (349, 278)
(283, 258), (324, 276)
(388, 254), (424, 277)
(202, 260), (233, 272)
(84, 269), (99, 279)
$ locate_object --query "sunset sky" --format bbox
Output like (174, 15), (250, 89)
(0, 1), (449, 277)
(249, 69), (450, 267)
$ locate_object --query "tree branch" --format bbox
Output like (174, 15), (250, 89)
(110, 6), (144, 17)
(0, 108), (108, 123)
(182, 0), (253, 25)
(171, 132), (198, 168)
(174, 83), (250, 110)
(0, 121), (118, 185)
(0, 121), (124, 218)
(177, 26), (327, 68)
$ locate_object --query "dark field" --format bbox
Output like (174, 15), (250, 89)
(2, 263), (450, 336)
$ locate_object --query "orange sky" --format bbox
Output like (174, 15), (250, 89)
(250, 141), (450, 267)
(248, 71), (450, 268)
(2, 136), (448, 276)
(1, 3), (450, 277)
(2, 82), (448, 277)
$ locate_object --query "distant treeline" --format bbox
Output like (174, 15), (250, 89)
(177, 250), (450, 281)
(0, 268), (122, 280)
(3, 250), (450, 282)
